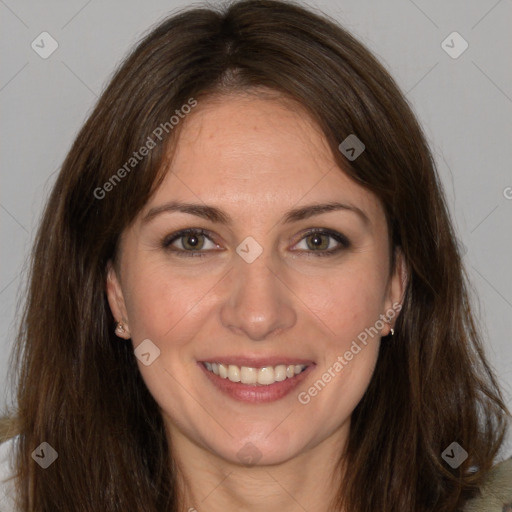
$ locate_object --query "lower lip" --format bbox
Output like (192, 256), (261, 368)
(199, 363), (314, 403)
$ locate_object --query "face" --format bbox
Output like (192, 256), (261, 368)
(107, 92), (405, 467)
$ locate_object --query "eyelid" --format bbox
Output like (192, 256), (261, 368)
(162, 228), (221, 257)
(161, 227), (350, 257)
(290, 227), (350, 255)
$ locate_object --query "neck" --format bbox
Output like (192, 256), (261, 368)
(169, 426), (348, 512)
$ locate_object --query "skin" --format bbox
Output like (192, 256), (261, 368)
(106, 92), (406, 512)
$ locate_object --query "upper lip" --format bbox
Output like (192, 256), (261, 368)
(199, 356), (315, 367)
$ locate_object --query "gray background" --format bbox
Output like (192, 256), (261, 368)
(1, 0), (511, 458)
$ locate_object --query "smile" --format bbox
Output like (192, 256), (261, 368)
(203, 362), (308, 385)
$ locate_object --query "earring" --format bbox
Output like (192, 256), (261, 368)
(115, 321), (127, 336)
(390, 328), (395, 336)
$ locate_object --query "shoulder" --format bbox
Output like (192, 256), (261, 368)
(0, 435), (19, 512)
(463, 457), (512, 512)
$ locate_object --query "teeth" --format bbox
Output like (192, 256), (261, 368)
(274, 365), (286, 382)
(258, 367), (275, 385)
(228, 364), (241, 382)
(204, 362), (308, 385)
(240, 366), (257, 384)
(218, 363), (228, 379)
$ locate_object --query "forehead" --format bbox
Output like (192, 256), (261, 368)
(148, 93), (383, 224)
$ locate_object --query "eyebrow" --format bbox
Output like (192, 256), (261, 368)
(141, 200), (369, 226)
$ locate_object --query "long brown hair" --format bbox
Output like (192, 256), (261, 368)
(4, 1), (509, 510)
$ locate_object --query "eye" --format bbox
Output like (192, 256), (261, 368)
(161, 227), (350, 259)
(162, 228), (220, 257)
(293, 228), (350, 257)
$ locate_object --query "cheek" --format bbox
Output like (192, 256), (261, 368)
(294, 261), (388, 345)
(122, 260), (220, 343)
(296, 269), (384, 422)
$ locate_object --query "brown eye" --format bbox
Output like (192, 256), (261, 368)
(304, 233), (330, 251)
(162, 228), (219, 257)
(293, 229), (349, 257)
(180, 233), (205, 251)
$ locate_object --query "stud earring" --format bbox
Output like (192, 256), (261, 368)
(115, 321), (128, 336)
(390, 327), (395, 336)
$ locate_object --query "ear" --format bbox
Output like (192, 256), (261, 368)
(382, 247), (408, 335)
(106, 260), (131, 339)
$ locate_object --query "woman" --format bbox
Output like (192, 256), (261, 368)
(1, 1), (510, 510)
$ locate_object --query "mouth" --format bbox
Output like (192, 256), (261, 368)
(202, 361), (308, 385)
(198, 359), (314, 403)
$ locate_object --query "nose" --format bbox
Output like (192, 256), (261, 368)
(219, 251), (297, 341)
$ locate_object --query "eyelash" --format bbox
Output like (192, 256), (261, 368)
(161, 228), (350, 258)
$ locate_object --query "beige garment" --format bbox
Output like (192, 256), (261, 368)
(463, 457), (512, 512)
